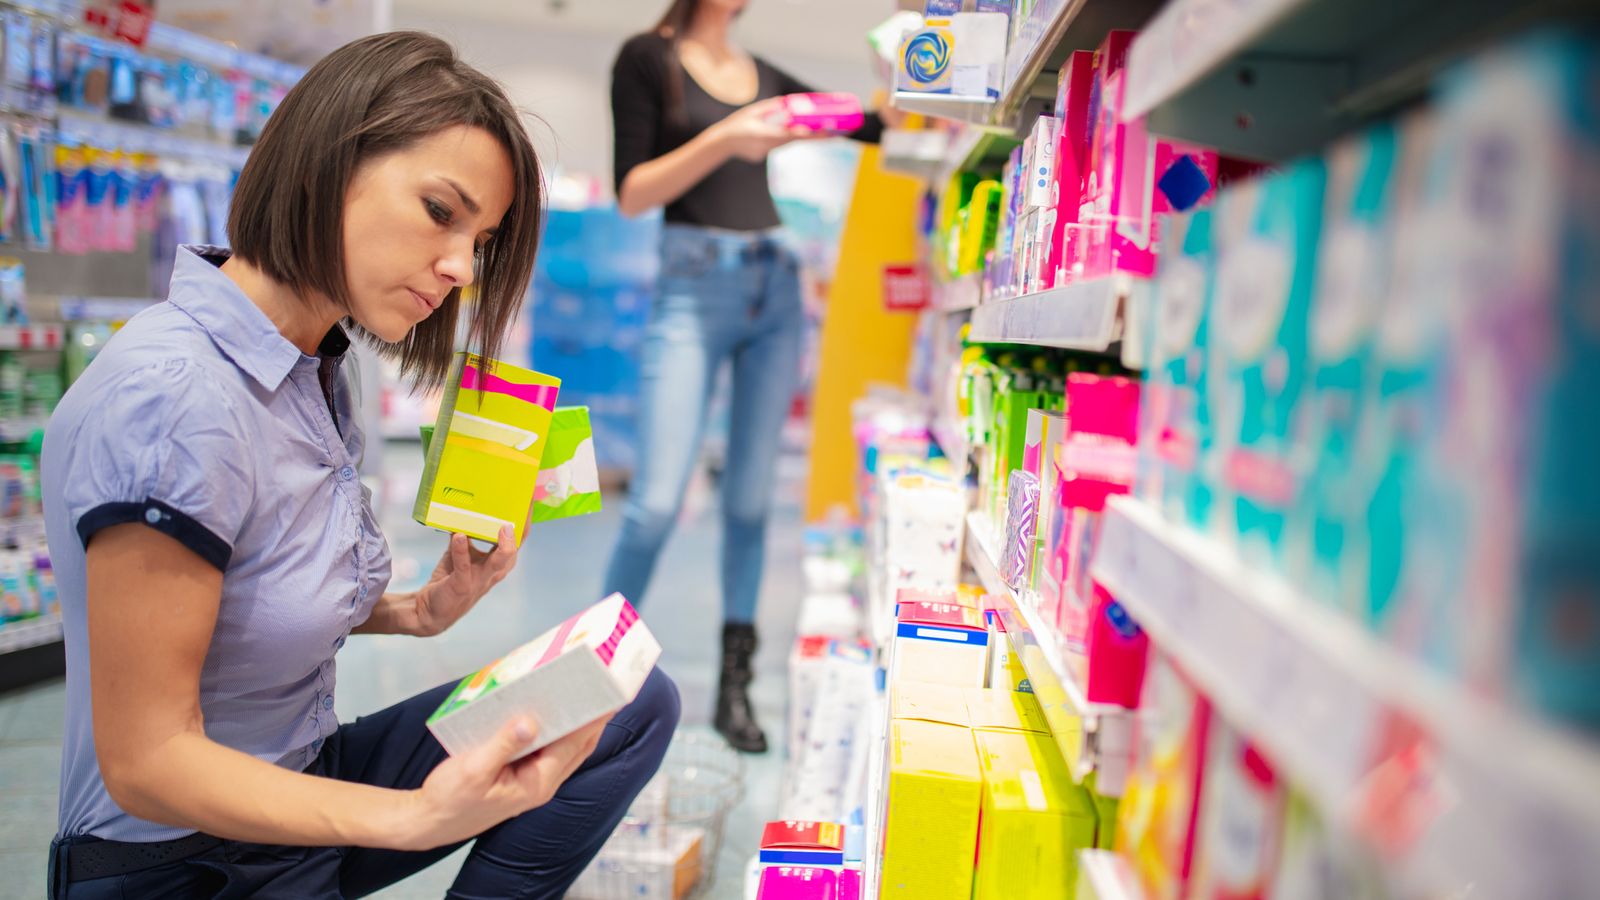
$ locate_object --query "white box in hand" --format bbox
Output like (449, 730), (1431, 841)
(427, 594), (661, 758)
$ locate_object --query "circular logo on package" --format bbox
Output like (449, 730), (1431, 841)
(904, 33), (951, 85)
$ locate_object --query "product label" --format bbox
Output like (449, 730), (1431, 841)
(1156, 254), (1208, 360)
(1215, 236), (1292, 362)
(1311, 223), (1383, 362)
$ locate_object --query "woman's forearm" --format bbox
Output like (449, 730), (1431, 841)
(353, 591), (422, 636)
(617, 125), (731, 216)
(106, 729), (431, 850)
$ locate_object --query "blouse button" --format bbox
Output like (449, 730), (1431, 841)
(338, 465), (356, 482)
(144, 508), (162, 525)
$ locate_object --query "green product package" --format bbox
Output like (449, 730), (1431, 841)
(420, 405), (602, 528)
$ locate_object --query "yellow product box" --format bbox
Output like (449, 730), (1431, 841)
(880, 718), (982, 900)
(414, 352), (561, 545)
(890, 680), (972, 728)
(971, 729), (1098, 900)
(963, 687), (1049, 734)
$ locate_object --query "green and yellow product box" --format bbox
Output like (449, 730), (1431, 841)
(414, 353), (560, 545)
(972, 728), (1098, 900)
(881, 717), (982, 900)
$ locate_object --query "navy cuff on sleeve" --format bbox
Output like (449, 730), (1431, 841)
(77, 499), (232, 571)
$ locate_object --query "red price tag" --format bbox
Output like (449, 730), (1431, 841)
(881, 264), (930, 312)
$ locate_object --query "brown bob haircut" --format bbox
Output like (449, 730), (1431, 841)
(227, 30), (542, 391)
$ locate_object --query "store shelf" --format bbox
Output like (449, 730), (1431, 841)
(935, 127), (1022, 184)
(1091, 495), (1600, 898)
(55, 296), (161, 322)
(996, 0), (1167, 125)
(0, 324), (64, 351)
(879, 128), (952, 179)
(934, 272), (982, 313)
(1122, 0), (1598, 160)
(56, 111), (252, 166)
(1076, 850), (1144, 900)
(965, 511), (1128, 783)
(890, 92), (1002, 130)
(967, 276), (1128, 351)
(0, 614), (62, 656)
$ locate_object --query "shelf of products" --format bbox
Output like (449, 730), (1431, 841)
(1121, 0), (1592, 159)
(1092, 496), (1600, 897)
(934, 127), (1021, 186)
(0, 612), (61, 655)
(996, 0), (1166, 124)
(965, 510), (1130, 784)
(967, 276), (1127, 350)
(55, 111), (251, 167)
(933, 272), (981, 313)
(0, 324), (63, 351)
(53, 296), (158, 322)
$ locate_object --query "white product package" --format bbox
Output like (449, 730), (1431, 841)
(426, 594), (661, 758)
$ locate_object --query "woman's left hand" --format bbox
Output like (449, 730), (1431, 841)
(411, 526), (520, 637)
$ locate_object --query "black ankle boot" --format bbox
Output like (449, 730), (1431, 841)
(715, 622), (768, 754)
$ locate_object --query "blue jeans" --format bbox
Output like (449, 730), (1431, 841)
(47, 669), (681, 899)
(602, 224), (805, 625)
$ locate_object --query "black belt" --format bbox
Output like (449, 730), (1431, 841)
(55, 831), (225, 883)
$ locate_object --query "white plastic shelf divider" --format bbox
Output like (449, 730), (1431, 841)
(880, 128), (953, 179)
(967, 276), (1127, 350)
(0, 614), (63, 656)
(1091, 495), (1600, 898)
(0, 324), (64, 351)
(965, 510), (1129, 783)
(891, 92), (1000, 129)
(1076, 850), (1144, 900)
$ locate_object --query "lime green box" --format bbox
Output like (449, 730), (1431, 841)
(413, 353), (561, 545)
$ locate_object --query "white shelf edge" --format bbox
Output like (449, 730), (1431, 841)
(891, 91), (1000, 128)
(965, 511), (1120, 722)
(997, 0), (1095, 117)
(1091, 495), (1600, 898)
(967, 275), (1128, 350)
(1077, 849), (1144, 900)
(0, 613), (63, 655)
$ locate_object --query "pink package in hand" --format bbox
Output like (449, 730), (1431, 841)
(780, 92), (864, 134)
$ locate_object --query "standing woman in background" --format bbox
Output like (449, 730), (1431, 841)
(607, 0), (880, 752)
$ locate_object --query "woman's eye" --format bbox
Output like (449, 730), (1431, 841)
(425, 199), (452, 225)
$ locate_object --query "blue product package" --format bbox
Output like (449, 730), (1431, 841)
(925, 0), (963, 14)
(1207, 159), (1325, 569)
(1141, 208), (1217, 532)
(1290, 123), (1399, 615)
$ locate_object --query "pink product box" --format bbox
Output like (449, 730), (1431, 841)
(1043, 50), (1097, 290)
(1053, 375), (1142, 649)
(759, 865), (841, 900)
(1084, 582), (1149, 708)
(1079, 31), (1219, 281)
(780, 92), (864, 134)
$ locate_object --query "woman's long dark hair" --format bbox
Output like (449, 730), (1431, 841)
(654, 0), (700, 125)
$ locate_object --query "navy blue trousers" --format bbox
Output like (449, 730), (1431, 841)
(49, 668), (681, 899)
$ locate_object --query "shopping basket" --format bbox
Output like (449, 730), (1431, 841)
(569, 730), (747, 899)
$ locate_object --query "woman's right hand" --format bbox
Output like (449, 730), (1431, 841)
(710, 97), (812, 163)
(404, 714), (611, 850)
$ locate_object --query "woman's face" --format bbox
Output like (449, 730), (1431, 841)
(340, 125), (514, 343)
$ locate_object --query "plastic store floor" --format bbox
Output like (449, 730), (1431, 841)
(0, 440), (803, 900)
